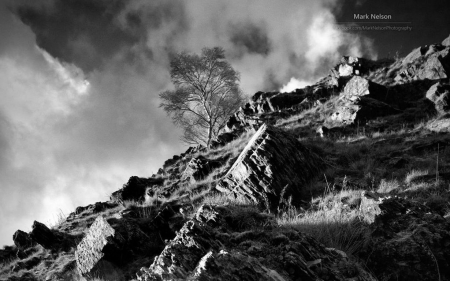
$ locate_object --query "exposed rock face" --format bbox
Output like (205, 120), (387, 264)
(426, 115), (450, 133)
(75, 214), (172, 280)
(216, 124), (322, 211)
(443, 34), (450, 46)
(137, 205), (376, 281)
(326, 76), (398, 127)
(361, 197), (450, 281)
(395, 44), (450, 82)
(111, 176), (164, 203)
(12, 230), (34, 249)
(29, 221), (74, 251)
(75, 216), (125, 280)
(426, 82), (450, 114)
(181, 156), (221, 184)
(338, 56), (363, 76)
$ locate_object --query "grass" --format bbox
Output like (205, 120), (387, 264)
(278, 189), (371, 256)
(377, 179), (400, 193)
(404, 169), (429, 186)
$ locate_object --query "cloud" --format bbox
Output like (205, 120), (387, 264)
(0, 0), (378, 246)
(280, 78), (312, 93)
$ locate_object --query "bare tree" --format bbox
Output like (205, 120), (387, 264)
(160, 47), (244, 148)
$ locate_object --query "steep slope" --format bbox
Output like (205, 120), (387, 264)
(2, 35), (450, 281)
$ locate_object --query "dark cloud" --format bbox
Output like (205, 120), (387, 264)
(229, 22), (271, 57)
(11, 0), (189, 72)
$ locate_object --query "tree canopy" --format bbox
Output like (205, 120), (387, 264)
(160, 47), (244, 148)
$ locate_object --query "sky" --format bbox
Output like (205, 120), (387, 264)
(0, 0), (449, 246)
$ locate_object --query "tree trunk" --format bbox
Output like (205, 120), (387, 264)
(207, 121), (213, 149)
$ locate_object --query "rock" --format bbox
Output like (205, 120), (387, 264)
(29, 221), (76, 251)
(180, 156), (221, 184)
(340, 76), (387, 102)
(426, 115), (450, 133)
(325, 77), (398, 128)
(426, 82), (450, 114)
(216, 124), (322, 211)
(30, 221), (57, 249)
(395, 45), (450, 82)
(75, 215), (168, 280)
(443, 34), (450, 46)
(110, 176), (164, 203)
(338, 56), (363, 76)
(75, 216), (125, 280)
(137, 205), (376, 281)
(71, 201), (119, 220)
(0, 246), (16, 263)
(13, 230), (34, 249)
(361, 197), (450, 281)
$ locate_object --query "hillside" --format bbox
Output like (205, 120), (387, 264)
(1, 35), (450, 281)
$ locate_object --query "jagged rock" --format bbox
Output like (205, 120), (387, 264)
(216, 124), (322, 211)
(13, 230), (34, 249)
(75, 215), (169, 280)
(181, 156), (221, 184)
(340, 76), (387, 102)
(137, 205), (376, 281)
(426, 115), (450, 133)
(338, 56), (363, 76)
(74, 202), (118, 215)
(325, 77), (398, 127)
(29, 221), (76, 252)
(30, 221), (57, 249)
(0, 246), (16, 263)
(110, 176), (164, 203)
(395, 45), (450, 82)
(426, 82), (450, 114)
(75, 216), (125, 279)
(360, 197), (450, 281)
(443, 34), (450, 46)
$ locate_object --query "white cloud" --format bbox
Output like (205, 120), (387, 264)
(280, 78), (311, 93)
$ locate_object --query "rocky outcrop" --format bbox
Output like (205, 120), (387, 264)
(426, 82), (450, 114)
(395, 44), (450, 82)
(337, 56), (363, 76)
(325, 76), (398, 128)
(111, 176), (164, 203)
(137, 204), (376, 281)
(180, 156), (221, 184)
(75, 216), (125, 280)
(361, 197), (450, 281)
(443, 34), (450, 47)
(12, 230), (34, 250)
(426, 114), (450, 133)
(29, 221), (75, 251)
(216, 124), (322, 211)
(75, 214), (174, 280)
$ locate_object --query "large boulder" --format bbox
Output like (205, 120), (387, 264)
(137, 205), (376, 281)
(180, 156), (221, 184)
(426, 82), (450, 114)
(110, 176), (164, 203)
(443, 34), (450, 47)
(325, 76), (398, 127)
(216, 124), (322, 211)
(29, 221), (74, 251)
(337, 56), (363, 76)
(360, 197), (450, 281)
(75, 216), (125, 280)
(75, 215), (170, 280)
(13, 230), (34, 249)
(426, 115), (450, 133)
(395, 45), (450, 82)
